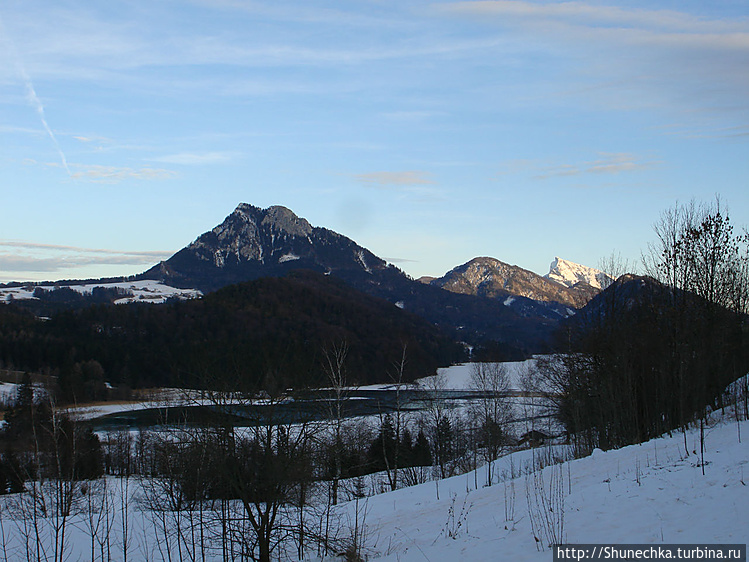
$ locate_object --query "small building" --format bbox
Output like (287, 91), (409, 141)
(518, 429), (549, 448)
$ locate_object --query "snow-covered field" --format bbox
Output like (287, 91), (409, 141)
(0, 405), (744, 560)
(0, 279), (201, 304)
(419, 358), (540, 391)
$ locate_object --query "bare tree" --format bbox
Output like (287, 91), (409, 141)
(469, 362), (512, 485)
(322, 340), (350, 507)
(379, 344), (409, 492)
(420, 371), (455, 480)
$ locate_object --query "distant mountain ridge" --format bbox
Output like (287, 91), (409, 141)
(1, 202), (613, 356)
(427, 256), (600, 309)
(139, 203), (571, 355)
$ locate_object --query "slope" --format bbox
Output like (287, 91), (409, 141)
(347, 408), (749, 560)
(0, 271), (465, 392)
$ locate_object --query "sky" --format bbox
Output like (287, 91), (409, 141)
(1, 0), (748, 284)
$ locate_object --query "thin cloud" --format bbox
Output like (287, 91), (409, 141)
(381, 110), (446, 122)
(440, 1), (749, 120)
(0, 240), (172, 274)
(383, 256), (420, 264)
(0, 254), (163, 273)
(440, 2), (749, 34)
(73, 135), (112, 145)
(353, 170), (436, 187)
(0, 3), (506, 90)
(70, 165), (177, 183)
(0, 255), (72, 273)
(0, 125), (44, 136)
(659, 123), (749, 141)
(149, 152), (234, 165)
(533, 153), (659, 180)
(0, 240), (169, 259)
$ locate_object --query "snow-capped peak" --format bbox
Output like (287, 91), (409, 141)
(544, 257), (613, 290)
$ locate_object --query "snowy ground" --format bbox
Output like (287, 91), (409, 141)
(420, 358), (540, 391)
(2, 362), (745, 560)
(355, 412), (748, 560)
(0, 279), (201, 304)
(0, 404), (744, 561)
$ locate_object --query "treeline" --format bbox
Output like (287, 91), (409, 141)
(0, 374), (103, 495)
(0, 362), (519, 562)
(540, 199), (749, 454)
(6, 286), (135, 316)
(0, 270), (465, 400)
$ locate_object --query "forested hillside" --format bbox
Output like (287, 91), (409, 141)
(0, 271), (464, 400)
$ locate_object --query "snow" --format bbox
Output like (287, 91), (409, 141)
(418, 359), (539, 391)
(0, 279), (202, 304)
(357, 249), (372, 273)
(278, 253), (301, 263)
(64, 388), (244, 421)
(1, 405), (744, 560)
(545, 257), (612, 290)
(2, 362), (745, 560)
(0, 382), (17, 406)
(357, 412), (749, 560)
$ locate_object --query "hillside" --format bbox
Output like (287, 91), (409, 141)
(343, 409), (749, 560)
(0, 271), (464, 394)
(3, 370), (744, 561)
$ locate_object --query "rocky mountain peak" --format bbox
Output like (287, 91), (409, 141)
(545, 257), (613, 290)
(141, 203), (388, 291)
(261, 205), (313, 237)
(431, 256), (601, 310)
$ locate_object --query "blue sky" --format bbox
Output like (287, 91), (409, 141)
(1, 0), (748, 283)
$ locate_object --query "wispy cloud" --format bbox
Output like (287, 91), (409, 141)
(533, 153), (659, 180)
(382, 256), (419, 264)
(0, 240), (169, 258)
(0, 2), (505, 98)
(381, 110), (446, 122)
(658, 123), (749, 141)
(0, 125), (45, 136)
(69, 165), (177, 183)
(0, 240), (172, 274)
(0, 254), (162, 273)
(1, 15), (72, 177)
(149, 152), (235, 165)
(440, 2), (749, 33)
(352, 170), (436, 187)
(73, 134), (112, 146)
(440, 1), (749, 119)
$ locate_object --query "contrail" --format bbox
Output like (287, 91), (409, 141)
(0, 14), (72, 177)
(19, 68), (72, 176)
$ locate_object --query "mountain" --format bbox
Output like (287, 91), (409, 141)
(427, 256), (598, 310)
(544, 256), (613, 290)
(140, 203), (559, 356)
(141, 203), (388, 292)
